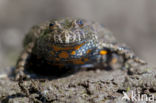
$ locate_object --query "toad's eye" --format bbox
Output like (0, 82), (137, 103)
(76, 20), (84, 27)
(49, 23), (54, 27)
(49, 23), (57, 31)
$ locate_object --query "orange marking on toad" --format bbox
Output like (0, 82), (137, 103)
(71, 51), (76, 55)
(58, 51), (69, 58)
(74, 42), (85, 50)
(72, 58), (84, 64)
(86, 49), (91, 54)
(84, 58), (89, 62)
(52, 45), (73, 51)
(100, 50), (107, 55)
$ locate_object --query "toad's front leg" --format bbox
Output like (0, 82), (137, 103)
(14, 43), (34, 80)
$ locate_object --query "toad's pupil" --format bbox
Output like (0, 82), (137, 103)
(49, 23), (54, 27)
(77, 20), (83, 26)
(49, 23), (55, 31)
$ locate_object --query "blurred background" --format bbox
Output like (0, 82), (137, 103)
(0, 0), (156, 73)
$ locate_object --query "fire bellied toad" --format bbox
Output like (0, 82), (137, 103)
(14, 17), (146, 80)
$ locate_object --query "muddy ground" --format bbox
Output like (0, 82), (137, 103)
(0, 62), (156, 103)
